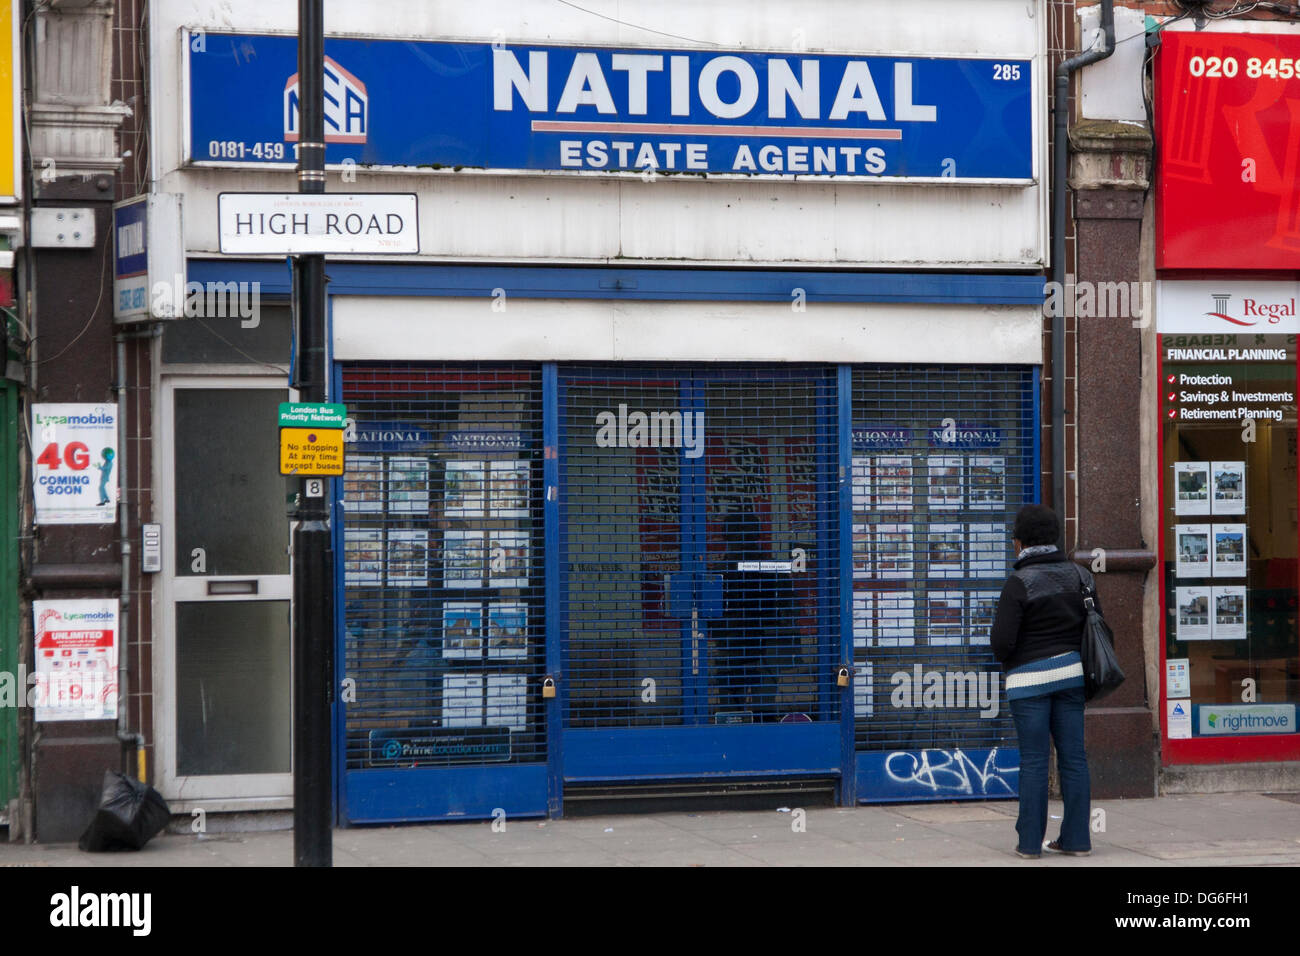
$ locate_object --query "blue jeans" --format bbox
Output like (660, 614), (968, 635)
(1010, 686), (1091, 854)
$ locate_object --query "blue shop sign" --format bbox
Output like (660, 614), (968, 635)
(852, 425), (913, 450)
(188, 34), (1033, 182)
(113, 198), (149, 320)
(444, 431), (528, 453)
(368, 728), (512, 767)
(348, 420), (433, 452)
(114, 199), (148, 279)
(928, 424), (1003, 448)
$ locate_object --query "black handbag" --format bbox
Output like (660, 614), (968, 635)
(1074, 564), (1125, 701)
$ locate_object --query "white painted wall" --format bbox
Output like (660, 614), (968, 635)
(332, 295), (1044, 364)
(1079, 4), (1148, 125)
(151, 0), (1049, 269)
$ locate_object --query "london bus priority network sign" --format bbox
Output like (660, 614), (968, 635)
(279, 402), (346, 477)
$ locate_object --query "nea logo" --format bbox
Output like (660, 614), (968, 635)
(50, 886), (151, 936)
(284, 56), (368, 143)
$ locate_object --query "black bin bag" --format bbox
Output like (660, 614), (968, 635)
(78, 770), (172, 852)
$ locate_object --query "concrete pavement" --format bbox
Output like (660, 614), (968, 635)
(3, 791), (1300, 866)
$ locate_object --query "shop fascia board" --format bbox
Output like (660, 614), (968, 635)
(330, 294), (1043, 365)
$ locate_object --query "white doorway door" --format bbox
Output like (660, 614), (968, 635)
(156, 375), (294, 807)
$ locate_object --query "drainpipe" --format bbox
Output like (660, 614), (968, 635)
(114, 325), (161, 780)
(1052, 0), (1115, 539)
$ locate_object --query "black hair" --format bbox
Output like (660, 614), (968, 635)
(1013, 503), (1059, 548)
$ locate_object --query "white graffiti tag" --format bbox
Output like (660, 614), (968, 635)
(884, 748), (1018, 796)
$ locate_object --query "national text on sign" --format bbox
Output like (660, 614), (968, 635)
(493, 51), (940, 123)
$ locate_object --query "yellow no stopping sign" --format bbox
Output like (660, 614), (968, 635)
(279, 427), (344, 476)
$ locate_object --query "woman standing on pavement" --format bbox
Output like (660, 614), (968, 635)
(991, 503), (1095, 859)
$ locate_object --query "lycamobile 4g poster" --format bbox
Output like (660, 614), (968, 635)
(31, 404), (119, 524)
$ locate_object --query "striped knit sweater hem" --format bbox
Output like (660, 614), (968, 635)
(1005, 651), (1084, 700)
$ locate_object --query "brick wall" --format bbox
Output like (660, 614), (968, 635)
(110, 0), (156, 782)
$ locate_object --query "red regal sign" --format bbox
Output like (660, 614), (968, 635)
(1157, 29), (1300, 270)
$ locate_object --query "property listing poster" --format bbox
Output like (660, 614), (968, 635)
(1158, 284), (1299, 737)
(32, 599), (119, 721)
(31, 404), (119, 524)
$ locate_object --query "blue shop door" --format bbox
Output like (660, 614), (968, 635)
(558, 365), (843, 783)
(336, 364), (549, 823)
(849, 365), (1034, 802)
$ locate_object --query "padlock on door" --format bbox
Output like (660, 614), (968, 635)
(836, 666), (851, 688)
(542, 675), (557, 699)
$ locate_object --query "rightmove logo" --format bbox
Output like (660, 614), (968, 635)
(1199, 703), (1294, 735)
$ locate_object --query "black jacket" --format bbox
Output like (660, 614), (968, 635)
(991, 549), (1101, 671)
